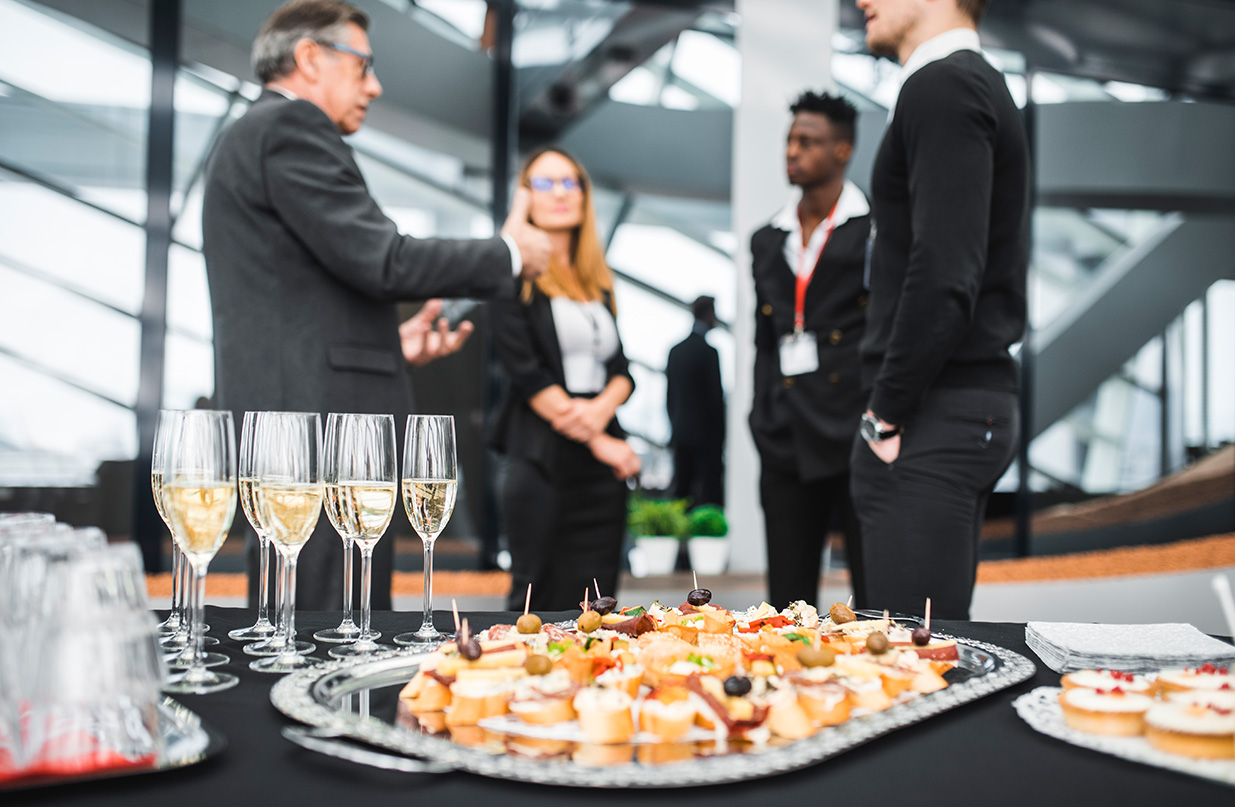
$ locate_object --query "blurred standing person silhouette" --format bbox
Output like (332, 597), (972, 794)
(749, 91), (871, 609)
(491, 148), (641, 611)
(666, 296), (725, 507)
(852, 0), (1029, 619)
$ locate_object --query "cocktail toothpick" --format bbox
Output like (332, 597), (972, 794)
(594, 578), (602, 600)
(451, 598), (460, 632)
(524, 583), (532, 617)
(461, 617), (470, 643)
(925, 597), (932, 632)
(847, 594), (854, 608)
(693, 570), (699, 590)
(883, 609), (889, 621)
(582, 588), (590, 612)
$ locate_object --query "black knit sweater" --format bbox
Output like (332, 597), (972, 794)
(861, 50), (1031, 425)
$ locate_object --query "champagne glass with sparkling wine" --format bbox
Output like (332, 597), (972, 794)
(152, 410), (183, 636)
(250, 411), (324, 674)
(394, 415), (457, 646)
(324, 413), (396, 658)
(229, 411), (277, 641)
(162, 410), (239, 694)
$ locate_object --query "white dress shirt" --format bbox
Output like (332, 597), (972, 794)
(549, 297), (619, 394)
(770, 179), (870, 277)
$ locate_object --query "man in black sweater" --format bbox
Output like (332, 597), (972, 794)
(851, 0), (1030, 618)
(666, 296), (725, 507)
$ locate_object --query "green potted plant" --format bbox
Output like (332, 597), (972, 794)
(626, 496), (688, 577)
(686, 505), (730, 575)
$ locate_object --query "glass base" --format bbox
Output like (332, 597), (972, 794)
(244, 638), (315, 657)
(393, 627), (444, 647)
(313, 623), (377, 643)
(163, 668), (239, 695)
(328, 640), (393, 659)
(228, 620), (276, 641)
(165, 650), (229, 671)
(157, 616), (181, 635)
(160, 634), (219, 652)
(250, 653), (320, 674)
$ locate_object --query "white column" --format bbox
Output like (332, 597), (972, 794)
(728, 0), (837, 573)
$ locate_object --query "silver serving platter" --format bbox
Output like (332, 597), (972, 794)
(2, 697), (224, 791)
(271, 634), (1036, 788)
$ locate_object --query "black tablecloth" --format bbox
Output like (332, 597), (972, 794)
(15, 607), (1230, 805)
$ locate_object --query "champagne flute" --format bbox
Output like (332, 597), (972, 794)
(313, 412), (366, 646)
(152, 410), (183, 636)
(250, 411), (324, 674)
(394, 415), (457, 646)
(162, 410), (239, 694)
(324, 414), (396, 658)
(228, 412), (277, 641)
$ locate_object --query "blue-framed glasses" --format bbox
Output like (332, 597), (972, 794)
(528, 176), (582, 192)
(323, 41), (375, 76)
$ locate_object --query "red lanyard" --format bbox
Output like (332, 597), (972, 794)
(794, 202), (838, 333)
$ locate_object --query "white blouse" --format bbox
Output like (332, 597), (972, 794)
(549, 297), (619, 394)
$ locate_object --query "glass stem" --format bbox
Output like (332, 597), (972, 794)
(256, 534), (271, 625)
(341, 536), (355, 625)
(169, 541), (182, 619)
(281, 552), (299, 659)
(420, 539), (434, 632)
(359, 544), (373, 642)
(192, 562), (207, 670)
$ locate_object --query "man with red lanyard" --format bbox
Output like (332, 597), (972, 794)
(749, 91), (872, 608)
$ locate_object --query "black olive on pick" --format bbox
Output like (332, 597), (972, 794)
(459, 637), (482, 661)
(591, 596), (617, 616)
(912, 626), (932, 647)
(686, 588), (712, 607)
(723, 676), (752, 697)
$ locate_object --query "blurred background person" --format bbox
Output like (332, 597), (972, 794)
(202, 0), (549, 610)
(491, 147), (641, 612)
(748, 91), (871, 608)
(666, 295), (726, 507)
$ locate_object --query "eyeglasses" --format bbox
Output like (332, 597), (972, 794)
(323, 40), (375, 77)
(528, 176), (582, 192)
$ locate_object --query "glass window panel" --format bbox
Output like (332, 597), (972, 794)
(620, 363), (670, 447)
(0, 354), (136, 464)
(0, 1), (149, 218)
(0, 264), (140, 407)
(0, 173), (145, 314)
(167, 246), (213, 341)
(353, 152), (487, 238)
(1208, 281), (1235, 445)
(174, 70), (233, 201)
(607, 222), (736, 323)
(612, 277), (692, 373)
(670, 30), (739, 107)
(163, 331), (214, 411)
(173, 176), (205, 250)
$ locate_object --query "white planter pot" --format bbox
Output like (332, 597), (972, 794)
(687, 537), (730, 575)
(630, 536), (681, 577)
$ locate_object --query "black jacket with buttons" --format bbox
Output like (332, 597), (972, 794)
(748, 212), (871, 481)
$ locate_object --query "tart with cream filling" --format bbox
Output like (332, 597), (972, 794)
(1144, 690), (1235, 759)
(1058, 687), (1153, 736)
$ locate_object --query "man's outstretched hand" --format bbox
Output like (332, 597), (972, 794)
(400, 299), (474, 367)
(502, 187), (551, 281)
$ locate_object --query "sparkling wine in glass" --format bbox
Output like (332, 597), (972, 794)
(323, 413), (396, 658)
(250, 412), (324, 674)
(162, 410), (239, 695)
(152, 410), (182, 637)
(394, 415), (457, 646)
(229, 412), (277, 642)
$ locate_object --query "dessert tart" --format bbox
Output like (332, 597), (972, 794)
(1144, 690), (1235, 760)
(1060, 669), (1154, 696)
(1058, 687), (1154, 736)
(1156, 664), (1234, 695)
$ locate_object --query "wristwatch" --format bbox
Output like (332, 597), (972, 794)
(860, 412), (901, 443)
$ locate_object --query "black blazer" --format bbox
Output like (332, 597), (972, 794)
(490, 286), (633, 474)
(748, 210), (871, 481)
(202, 91), (515, 427)
(666, 330), (724, 447)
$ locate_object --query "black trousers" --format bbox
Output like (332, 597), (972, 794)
(849, 387), (1019, 620)
(503, 440), (628, 611)
(760, 465), (864, 610)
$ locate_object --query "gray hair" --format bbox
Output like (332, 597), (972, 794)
(251, 0), (368, 84)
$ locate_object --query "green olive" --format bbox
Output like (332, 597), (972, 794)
(829, 603), (856, 624)
(577, 610), (602, 633)
(516, 613), (542, 634)
(524, 654), (553, 676)
(866, 631), (890, 655)
(797, 646), (836, 668)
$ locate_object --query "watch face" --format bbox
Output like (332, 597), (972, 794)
(860, 416), (878, 443)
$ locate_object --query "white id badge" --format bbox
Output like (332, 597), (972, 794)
(778, 331), (819, 376)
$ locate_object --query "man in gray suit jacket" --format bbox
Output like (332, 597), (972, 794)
(202, 0), (549, 611)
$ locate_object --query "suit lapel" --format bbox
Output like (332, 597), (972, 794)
(529, 290), (567, 387)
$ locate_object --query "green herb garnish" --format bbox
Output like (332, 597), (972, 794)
(584, 637), (599, 650)
(784, 633), (811, 645)
(620, 606), (646, 617)
(546, 641), (571, 659)
(686, 653), (716, 670)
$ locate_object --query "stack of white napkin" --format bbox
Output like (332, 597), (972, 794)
(1026, 622), (1235, 673)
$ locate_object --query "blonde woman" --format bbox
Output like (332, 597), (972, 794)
(492, 147), (640, 611)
